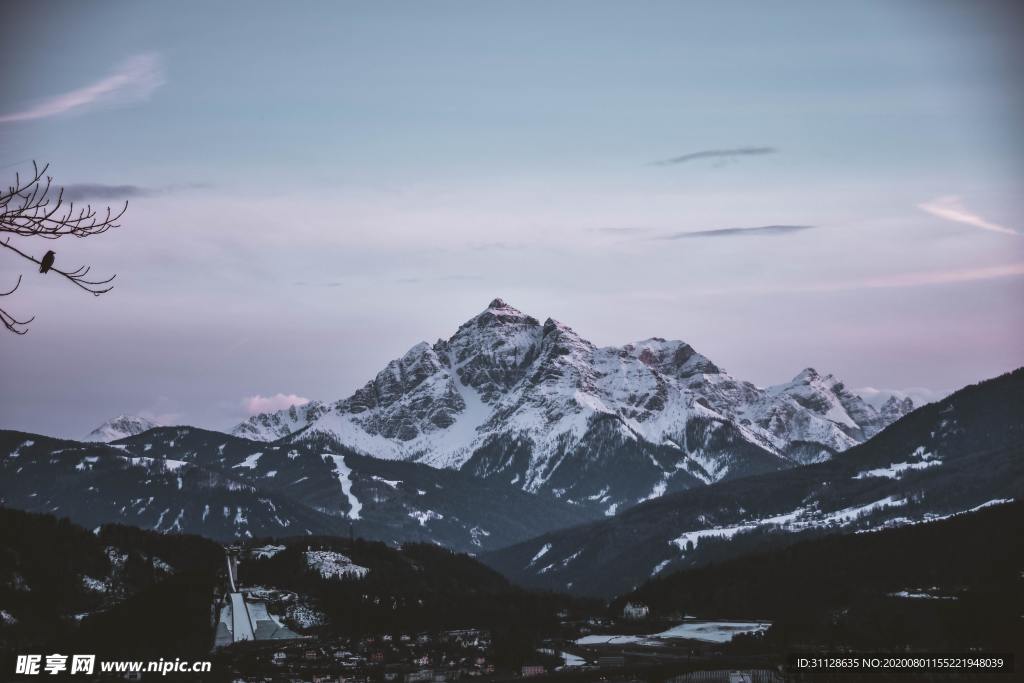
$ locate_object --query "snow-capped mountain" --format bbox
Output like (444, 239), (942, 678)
(233, 299), (913, 510)
(84, 415), (159, 442)
(233, 401), (328, 441)
(880, 395), (915, 423)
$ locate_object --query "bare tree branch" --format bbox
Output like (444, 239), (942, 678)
(0, 162), (126, 239)
(0, 238), (116, 295)
(0, 274), (33, 334)
(0, 274), (22, 297)
(0, 161), (124, 333)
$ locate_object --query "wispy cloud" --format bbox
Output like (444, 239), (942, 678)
(849, 262), (1024, 289)
(241, 393), (310, 416)
(588, 227), (654, 235)
(695, 262), (1024, 296)
(651, 146), (776, 166)
(58, 181), (208, 202)
(59, 184), (154, 202)
(660, 224), (814, 240)
(917, 195), (1017, 236)
(395, 274), (484, 284)
(0, 53), (164, 124)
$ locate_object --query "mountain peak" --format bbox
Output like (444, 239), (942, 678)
(456, 299), (539, 337)
(627, 338), (721, 378)
(880, 395), (915, 420)
(230, 302), (915, 502)
(794, 367), (821, 383)
(471, 298), (532, 322)
(85, 415), (158, 442)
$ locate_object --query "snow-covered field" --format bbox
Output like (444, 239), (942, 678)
(853, 460), (941, 479)
(655, 621), (771, 643)
(671, 496), (907, 554)
(576, 620), (772, 646)
(576, 634), (652, 646)
(560, 651), (586, 667)
(304, 550), (369, 580)
(888, 588), (958, 600)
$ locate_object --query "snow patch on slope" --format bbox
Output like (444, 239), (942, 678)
(323, 454), (362, 519)
(304, 550), (369, 580)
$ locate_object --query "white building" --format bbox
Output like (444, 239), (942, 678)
(622, 602), (649, 620)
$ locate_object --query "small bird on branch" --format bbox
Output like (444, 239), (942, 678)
(0, 161), (125, 334)
(39, 250), (55, 274)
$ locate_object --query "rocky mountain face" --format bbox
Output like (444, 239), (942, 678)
(84, 415), (158, 442)
(232, 402), (328, 441)
(481, 368), (1024, 597)
(234, 299), (913, 512)
(880, 395), (915, 423)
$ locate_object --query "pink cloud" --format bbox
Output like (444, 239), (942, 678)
(0, 53), (164, 124)
(692, 262), (1024, 296)
(242, 393), (310, 416)
(852, 262), (1024, 289)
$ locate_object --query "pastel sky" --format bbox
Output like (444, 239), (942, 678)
(1, 1), (1022, 437)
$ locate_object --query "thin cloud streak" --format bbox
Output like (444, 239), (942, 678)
(0, 53), (164, 124)
(652, 146), (776, 166)
(588, 227), (654, 235)
(695, 262), (1024, 296)
(660, 224), (814, 239)
(917, 196), (1017, 235)
(59, 182), (208, 202)
(59, 184), (154, 201)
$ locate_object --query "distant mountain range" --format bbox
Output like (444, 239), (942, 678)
(0, 427), (596, 553)
(227, 299), (915, 513)
(481, 368), (1024, 596)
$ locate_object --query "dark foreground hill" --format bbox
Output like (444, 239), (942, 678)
(0, 508), (591, 674)
(619, 499), (1024, 655)
(0, 506), (224, 665)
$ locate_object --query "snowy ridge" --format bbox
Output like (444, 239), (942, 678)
(670, 496), (908, 553)
(84, 415), (158, 442)
(233, 402), (328, 441)
(233, 299), (914, 507)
